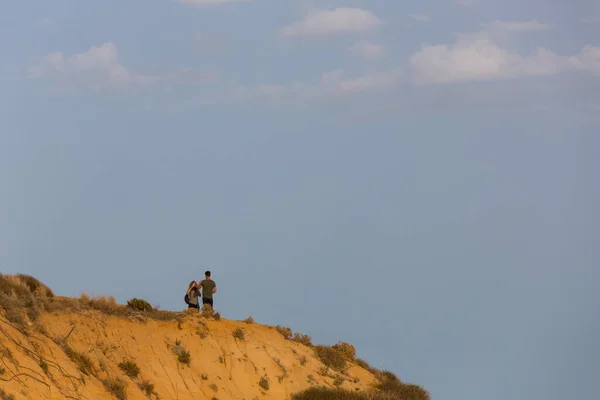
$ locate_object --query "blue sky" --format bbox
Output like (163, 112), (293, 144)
(1, 1), (599, 400)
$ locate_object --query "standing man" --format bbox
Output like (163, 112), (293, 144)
(199, 270), (216, 308)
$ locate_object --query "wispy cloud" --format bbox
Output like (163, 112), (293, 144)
(28, 42), (155, 92)
(410, 39), (566, 85)
(228, 69), (403, 106)
(281, 8), (383, 37)
(350, 40), (386, 60)
(410, 32), (600, 85)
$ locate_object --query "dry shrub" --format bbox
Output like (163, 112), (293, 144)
(333, 375), (345, 387)
(0, 273), (53, 329)
(103, 378), (127, 400)
(276, 325), (293, 340)
(47, 291), (179, 322)
(314, 346), (347, 372)
(292, 381), (430, 400)
(137, 380), (155, 397)
(172, 344), (191, 366)
(201, 304), (220, 320)
(126, 298), (153, 312)
(118, 360), (140, 379)
(259, 375), (270, 390)
(292, 332), (313, 346)
(233, 328), (245, 340)
(373, 370), (430, 400)
(291, 387), (368, 400)
(332, 341), (356, 360)
(0, 388), (16, 400)
(15, 274), (54, 297)
(39, 359), (49, 374)
(63, 344), (94, 375)
(244, 316), (254, 324)
(354, 358), (371, 371)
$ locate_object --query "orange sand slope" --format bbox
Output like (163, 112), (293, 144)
(0, 306), (378, 400)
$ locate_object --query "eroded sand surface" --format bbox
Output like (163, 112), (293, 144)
(0, 309), (377, 399)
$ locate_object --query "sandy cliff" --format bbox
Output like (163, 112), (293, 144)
(0, 274), (393, 400)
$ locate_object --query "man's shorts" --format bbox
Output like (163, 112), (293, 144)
(202, 297), (213, 307)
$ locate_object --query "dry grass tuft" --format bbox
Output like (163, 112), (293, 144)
(103, 378), (128, 400)
(258, 375), (270, 391)
(0, 388), (16, 400)
(137, 380), (156, 397)
(275, 325), (293, 340)
(292, 332), (313, 346)
(332, 341), (356, 360)
(118, 360), (140, 379)
(314, 345), (347, 372)
(62, 344), (94, 375)
(233, 327), (245, 340)
(126, 298), (153, 312)
(244, 316), (254, 324)
(172, 344), (191, 366)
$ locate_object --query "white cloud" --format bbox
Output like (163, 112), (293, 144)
(281, 8), (382, 37)
(568, 45), (600, 75)
(236, 69), (402, 105)
(178, 0), (252, 7)
(350, 40), (386, 59)
(410, 38), (567, 85)
(29, 42), (155, 91)
(409, 14), (430, 22)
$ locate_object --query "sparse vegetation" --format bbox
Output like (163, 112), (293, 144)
(0, 273), (53, 329)
(0, 389), (16, 400)
(291, 375), (431, 400)
(332, 341), (356, 360)
(314, 345), (347, 372)
(291, 387), (367, 400)
(292, 332), (313, 346)
(15, 274), (54, 297)
(103, 378), (128, 400)
(137, 380), (155, 397)
(354, 358), (371, 371)
(201, 304), (220, 320)
(0, 273), (430, 400)
(293, 368), (430, 400)
(233, 328), (245, 340)
(259, 375), (270, 390)
(118, 360), (141, 379)
(39, 358), (49, 374)
(172, 344), (191, 366)
(62, 344), (94, 375)
(275, 325), (293, 340)
(126, 298), (153, 312)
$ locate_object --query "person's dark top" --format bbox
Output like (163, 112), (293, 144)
(200, 279), (216, 299)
